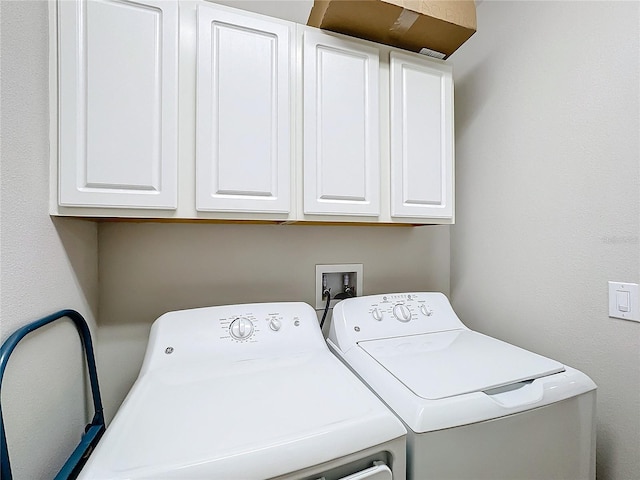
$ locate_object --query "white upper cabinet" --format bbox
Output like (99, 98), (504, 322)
(303, 30), (380, 216)
(195, 4), (293, 213)
(389, 51), (453, 219)
(57, 0), (178, 209)
(53, 1), (454, 224)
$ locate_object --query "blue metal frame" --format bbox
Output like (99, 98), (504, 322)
(0, 310), (105, 480)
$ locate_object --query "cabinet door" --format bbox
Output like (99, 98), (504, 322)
(58, 0), (178, 209)
(390, 51), (453, 219)
(196, 5), (292, 213)
(303, 31), (380, 216)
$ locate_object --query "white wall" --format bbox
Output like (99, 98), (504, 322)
(97, 222), (450, 421)
(0, 1), (99, 479)
(450, 2), (640, 479)
(208, 0), (313, 23)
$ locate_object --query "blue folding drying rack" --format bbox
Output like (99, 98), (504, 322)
(0, 310), (106, 480)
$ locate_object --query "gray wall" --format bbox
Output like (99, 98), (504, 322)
(0, 1), (99, 478)
(3, 0), (640, 479)
(450, 2), (640, 479)
(97, 222), (450, 421)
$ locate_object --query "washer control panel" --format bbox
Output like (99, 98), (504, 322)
(141, 302), (325, 373)
(368, 296), (435, 323)
(329, 293), (467, 351)
(367, 293), (435, 324)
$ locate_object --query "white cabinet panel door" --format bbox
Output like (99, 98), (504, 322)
(196, 5), (292, 213)
(390, 51), (453, 219)
(58, 0), (178, 208)
(303, 31), (380, 216)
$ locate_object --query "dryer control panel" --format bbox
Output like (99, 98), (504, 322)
(140, 302), (326, 375)
(329, 293), (468, 352)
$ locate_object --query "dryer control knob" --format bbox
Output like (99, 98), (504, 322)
(393, 304), (411, 322)
(419, 304), (433, 316)
(229, 317), (254, 340)
(268, 318), (282, 331)
(371, 308), (383, 321)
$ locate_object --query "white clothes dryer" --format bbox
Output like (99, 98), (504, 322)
(79, 302), (406, 480)
(328, 293), (596, 480)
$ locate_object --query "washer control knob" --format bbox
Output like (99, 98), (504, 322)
(419, 304), (433, 316)
(393, 304), (411, 322)
(371, 308), (383, 321)
(268, 318), (282, 331)
(229, 317), (254, 340)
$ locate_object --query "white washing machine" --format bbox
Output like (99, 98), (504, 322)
(79, 302), (406, 479)
(328, 292), (597, 480)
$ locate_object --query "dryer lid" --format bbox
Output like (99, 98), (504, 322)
(358, 330), (565, 400)
(79, 353), (405, 479)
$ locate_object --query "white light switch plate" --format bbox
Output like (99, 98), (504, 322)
(608, 281), (640, 322)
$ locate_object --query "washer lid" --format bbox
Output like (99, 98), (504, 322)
(358, 330), (565, 400)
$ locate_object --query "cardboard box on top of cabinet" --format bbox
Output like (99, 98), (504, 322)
(307, 0), (476, 59)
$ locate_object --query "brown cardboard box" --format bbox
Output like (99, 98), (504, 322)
(308, 0), (476, 59)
